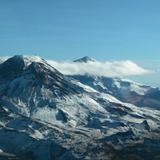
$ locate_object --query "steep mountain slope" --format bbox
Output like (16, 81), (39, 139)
(0, 55), (160, 160)
(71, 75), (160, 109)
(0, 56), (87, 125)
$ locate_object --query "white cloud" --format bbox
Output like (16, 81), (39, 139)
(47, 60), (151, 77)
(0, 56), (151, 77)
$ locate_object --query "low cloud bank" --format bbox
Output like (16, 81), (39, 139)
(47, 60), (150, 77)
(0, 56), (151, 77)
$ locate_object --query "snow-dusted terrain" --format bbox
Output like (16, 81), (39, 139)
(0, 55), (160, 160)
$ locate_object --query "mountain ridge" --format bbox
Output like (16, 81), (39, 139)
(0, 55), (160, 160)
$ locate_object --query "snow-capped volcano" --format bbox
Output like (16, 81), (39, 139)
(73, 56), (95, 63)
(0, 55), (160, 160)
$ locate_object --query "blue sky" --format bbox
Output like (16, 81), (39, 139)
(0, 0), (160, 86)
(0, 0), (160, 60)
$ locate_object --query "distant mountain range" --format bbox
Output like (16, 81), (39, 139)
(0, 55), (160, 160)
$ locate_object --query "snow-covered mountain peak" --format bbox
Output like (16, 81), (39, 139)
(0, 55), (45, 69)
(0, 55), (60, 78)
(13, 55), (46, 66)
(0, 55), (84, 110)
(74, 56), (95, 63)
